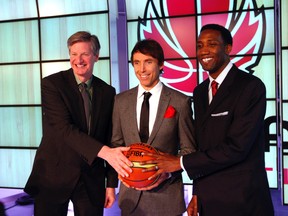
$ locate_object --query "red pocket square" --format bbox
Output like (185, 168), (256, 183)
(164, 106), (176, 118)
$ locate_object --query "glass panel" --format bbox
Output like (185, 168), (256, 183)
(252, 55), (276, 99)
(0, 64), (41, 105)
(0, 21), (39, 63)
(40, 14), (109, 60)
(42, 62), (71, 78)
(283, 50), (288, 100)
(200, 9), (274, 55)
(282, 0), (288, 46)
(284, 155), (288, 204)
(38, 0), (108, 17)
(0, 0), (38, 20)
(0, 107), (42, 147)
(92, 60), (111, 84)
(0, 149), (36, 188)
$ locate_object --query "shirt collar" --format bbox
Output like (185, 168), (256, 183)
(209, 61), (233, 86)
(137, 81), (163, 99)
(74, 73), (93, 89)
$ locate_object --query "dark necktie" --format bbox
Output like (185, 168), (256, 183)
(211, 80), (218, 97)
(139, 92), (152, 143)
(79, 83), (91, 133)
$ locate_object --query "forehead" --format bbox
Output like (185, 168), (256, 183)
(133, 52), (156, 61)
(198, 29), (223, 42)
(69, 41), (92, 51)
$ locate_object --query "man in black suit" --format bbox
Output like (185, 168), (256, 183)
(143, 24), (274, 216)
(24, 31), (132, 216)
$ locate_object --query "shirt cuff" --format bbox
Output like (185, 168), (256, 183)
(180, 155), (186, 172)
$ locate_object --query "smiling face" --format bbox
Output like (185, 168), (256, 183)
(132, 52), (163, 90)
(197, 29), (232, 79)
(69, 41), (99, 82)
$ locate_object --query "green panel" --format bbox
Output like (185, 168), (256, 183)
(0, 107), (42, 147)
(0, 149), (36, 188)
(282, 0), (288, 47)
(92, 60), (111, 84)
(283, 50), (288, 100)
(38, 0), (108, 17)
(0, 0), (38, 20)
(253, 55), (276, 99)
(0, 21), (39, 63)
(40, 14), (109, 60)
(0, 64), (41, 105)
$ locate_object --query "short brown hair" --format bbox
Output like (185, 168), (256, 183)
(67, 31), (101, 56)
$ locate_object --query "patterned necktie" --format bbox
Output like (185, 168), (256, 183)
(139, 92), (152, 143)
(211, 80), (218, 97)
(79, 83), (91, 133)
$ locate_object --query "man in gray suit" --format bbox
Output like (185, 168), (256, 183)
(111, 39), (196, 216)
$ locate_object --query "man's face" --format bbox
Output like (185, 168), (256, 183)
(69, 41), (98, 81)
(196, 29), (231, 78)
(132, 52), (163, 90)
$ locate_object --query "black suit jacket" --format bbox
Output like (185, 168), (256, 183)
(183, 65), (274, 215)
(24, 68), (117, 207)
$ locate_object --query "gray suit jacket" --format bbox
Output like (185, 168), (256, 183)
(111, 84), (196, 215)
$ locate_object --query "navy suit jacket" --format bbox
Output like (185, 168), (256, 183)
(24, 68), (117, 207)
(183, 65), (274, 215)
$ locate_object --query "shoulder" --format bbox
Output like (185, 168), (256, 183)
(92, 76), (115, 93)
(116, 86), (137, 98)
(162, 84), (191, 99)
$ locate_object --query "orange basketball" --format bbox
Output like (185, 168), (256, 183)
(122, 143), (159, 188)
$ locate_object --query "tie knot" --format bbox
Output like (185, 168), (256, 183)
(143, 92), (152, 101)
(211, 80), (218, 97)
(79, 82), (87, 91)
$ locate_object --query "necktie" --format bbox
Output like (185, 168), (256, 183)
(79, 83), (91, 133)
(211, 80), (218, 97)
(139, 92), (152, 143)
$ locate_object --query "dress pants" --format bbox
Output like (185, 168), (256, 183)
(34, 177), (103, 216)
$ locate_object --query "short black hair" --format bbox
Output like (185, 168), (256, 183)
(131, 39), (164, 67)
(200, 24), (233, 46)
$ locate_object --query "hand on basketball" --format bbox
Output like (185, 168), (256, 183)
(135, 172), (170, 191)
(98, 146), (133, 178)
(141, 151), (182, 173)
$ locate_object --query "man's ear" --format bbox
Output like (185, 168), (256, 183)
(225, 44), (232, 55)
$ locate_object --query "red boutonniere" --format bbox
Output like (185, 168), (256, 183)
(164, 105), (176, 118)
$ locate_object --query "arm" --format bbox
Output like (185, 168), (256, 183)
(42, 77), (132, 176)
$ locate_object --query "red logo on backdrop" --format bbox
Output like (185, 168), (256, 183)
(138, 0), (266, 95)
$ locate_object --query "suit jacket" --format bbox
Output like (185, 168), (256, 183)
(24, 68), (118, 207)
(111, 84), (196, 215)
(183, 65), (274, 216)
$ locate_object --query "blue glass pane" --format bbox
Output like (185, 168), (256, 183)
(40, 14), (109, 60)
(0, 64), (41, 105)
(38, 0), (108, 17)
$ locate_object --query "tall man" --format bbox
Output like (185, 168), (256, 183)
(111, 39), (196, 215)
(144, 24), (274, 216)
(24, 31), (132, 216)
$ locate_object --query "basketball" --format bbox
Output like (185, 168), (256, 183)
(121, 143), (159, 188)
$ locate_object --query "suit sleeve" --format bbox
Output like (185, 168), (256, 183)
(41, 77), (111, 166)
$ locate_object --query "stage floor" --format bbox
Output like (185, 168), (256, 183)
(0, 186), (287, 216)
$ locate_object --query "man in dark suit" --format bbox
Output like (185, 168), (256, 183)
(143, 24), (274, 216)
(24, 31), (132, 216)
(111, 39), (196, 215)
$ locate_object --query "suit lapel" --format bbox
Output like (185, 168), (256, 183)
(148, 85), (170, 144)
(127, 88), (140, 142)
(201, 66), (238, 125)
(65, 69), (87, 129)
(89, 76), (103, 134)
